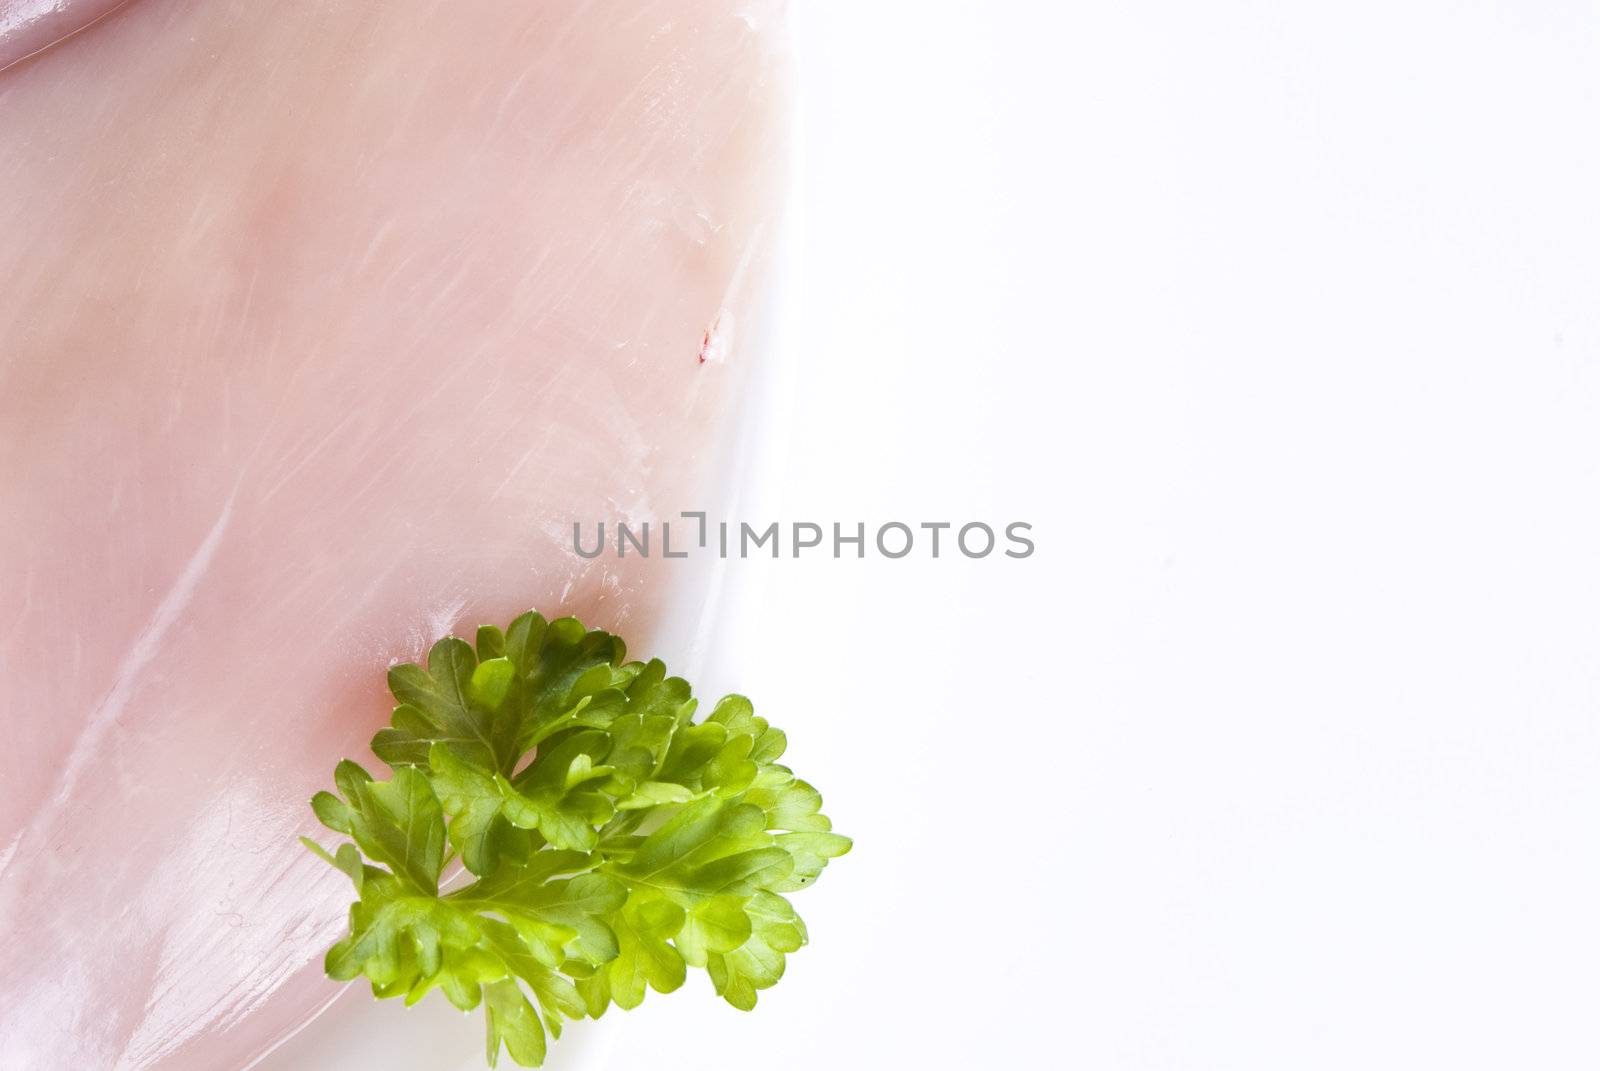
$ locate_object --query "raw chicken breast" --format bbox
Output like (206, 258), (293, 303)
(0, 0), (132, 73)
(0, 1), (788, 1066)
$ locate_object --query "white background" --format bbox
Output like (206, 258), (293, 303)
(275, 3), (1600, 1068)
(679, 2), (1600, 1068)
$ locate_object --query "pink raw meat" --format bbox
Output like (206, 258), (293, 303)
(0, 0), (789, 1066)
(0, 0), (131, 72)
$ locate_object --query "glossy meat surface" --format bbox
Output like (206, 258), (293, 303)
(0, 1), (788, 1065)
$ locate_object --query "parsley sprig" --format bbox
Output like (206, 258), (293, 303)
(305, 611), (849, 1067)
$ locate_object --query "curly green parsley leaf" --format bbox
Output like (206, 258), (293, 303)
(306, 610), (849, 1067)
